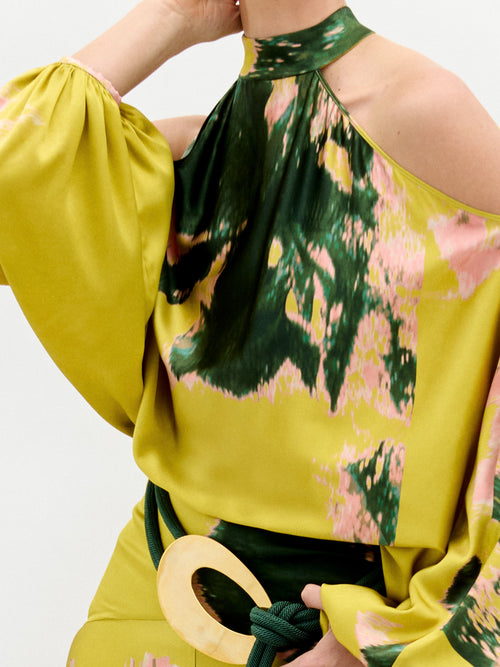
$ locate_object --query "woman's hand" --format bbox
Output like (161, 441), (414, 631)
(285, 585), (365, 667)
(160, 0), (242, 45)
(73, 0), (241, 96)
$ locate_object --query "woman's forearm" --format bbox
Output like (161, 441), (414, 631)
(71, 1), (196, 96)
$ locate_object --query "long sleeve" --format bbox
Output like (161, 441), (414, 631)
(321, 359), (500, 666)
(0, 61), (174, 434)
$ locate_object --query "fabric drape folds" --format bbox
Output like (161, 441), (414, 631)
(2, 10), (500, 663)
(0, 61), (174, 433)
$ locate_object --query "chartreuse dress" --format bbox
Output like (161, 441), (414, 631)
(1, 6), (500, 666)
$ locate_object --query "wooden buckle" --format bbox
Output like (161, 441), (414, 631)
(157, 534), (272, 664)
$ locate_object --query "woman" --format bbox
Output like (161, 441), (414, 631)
(1, 0), (500, 665)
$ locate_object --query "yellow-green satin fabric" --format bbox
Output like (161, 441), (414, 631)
(68, 497), (259, 667)
(2, 18), (500, 662)
(0, 61), (173, 433)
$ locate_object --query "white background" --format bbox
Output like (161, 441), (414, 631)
(0, 1), (499, 664)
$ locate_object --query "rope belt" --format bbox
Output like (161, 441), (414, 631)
(144, 481), (322, 666)
(248, 603), (322, 666)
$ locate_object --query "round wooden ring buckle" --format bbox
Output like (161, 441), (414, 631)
(157, 534), (272, 664)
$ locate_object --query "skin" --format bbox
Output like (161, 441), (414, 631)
(285, 584), (363, 666)
(320, 33), (500, 214)
(239, 0), (347, 37)
(74, 0), (500, 213)
(72, 1), (500, 664)
(73, 0), (242, 94)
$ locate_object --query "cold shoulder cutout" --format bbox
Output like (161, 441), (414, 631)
(2, 8), (500, 665)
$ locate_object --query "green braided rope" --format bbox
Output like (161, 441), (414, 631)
(144, 481), (165, 569)
(144, 482), (323, 666)
(248, 602), (322, 667)
(145, 481), (186, 569)
(154, 484), (185, 539)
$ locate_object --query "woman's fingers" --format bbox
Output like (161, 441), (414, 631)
(301, 583), (323, 609)
(286, 585), (364, 666)
(160, 0), (242, 43)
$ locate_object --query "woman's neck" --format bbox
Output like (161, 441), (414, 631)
(239, 0), (347, 38)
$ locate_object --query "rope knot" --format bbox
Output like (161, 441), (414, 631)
(247, 601), (322, 667)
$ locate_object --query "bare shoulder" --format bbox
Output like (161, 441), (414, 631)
(153, 115), (206, 161)
(380, 49), (500, 214)
(323, 36), (500, 215)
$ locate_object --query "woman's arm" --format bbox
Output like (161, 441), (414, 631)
(153, 115), (206, 159)
(72, 0), (241, 96)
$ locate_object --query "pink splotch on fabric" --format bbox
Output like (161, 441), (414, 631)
(310, 90), (339, 143)
(429, 211), (500, 299)
(264, 77), (299, 155)
(127, 654), (179, 667)
(256, 358), (315, 403)
(206, 517), (221, 537)
(315, 440), (406, 543)
(471, 366), (500, 516)
(371, 153), (407, 223)
(446, 548), (500, 663)
(368, 152), (425, 357)
(356, 610), (405, 657)
(0, 82), (43, 141)
(334, 311), (413, 423)
(265, 78), (299, 129)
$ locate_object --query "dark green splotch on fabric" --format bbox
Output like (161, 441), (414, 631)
(384, 317), (417, 412)
(444, 574), (500, 667)
(362, 642), (407, 667)
(158, 7), (416, 417)
(493, 476), (500, 522)
(346, 441), (403, 545)
(160, 69), (415, 415)
(443, 556), (482, 609)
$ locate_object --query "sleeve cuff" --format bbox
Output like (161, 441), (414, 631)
(60, 56), (122, 105)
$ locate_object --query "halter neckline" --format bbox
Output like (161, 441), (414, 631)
(240, 7), (373, 80)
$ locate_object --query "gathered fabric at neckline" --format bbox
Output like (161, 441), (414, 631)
(239, 6), (373, 80)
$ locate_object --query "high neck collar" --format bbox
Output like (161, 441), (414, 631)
(240, 7), (372, 80)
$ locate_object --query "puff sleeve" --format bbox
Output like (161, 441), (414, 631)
(321, 360), (500, 666)
(0, 61), (174, 434)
